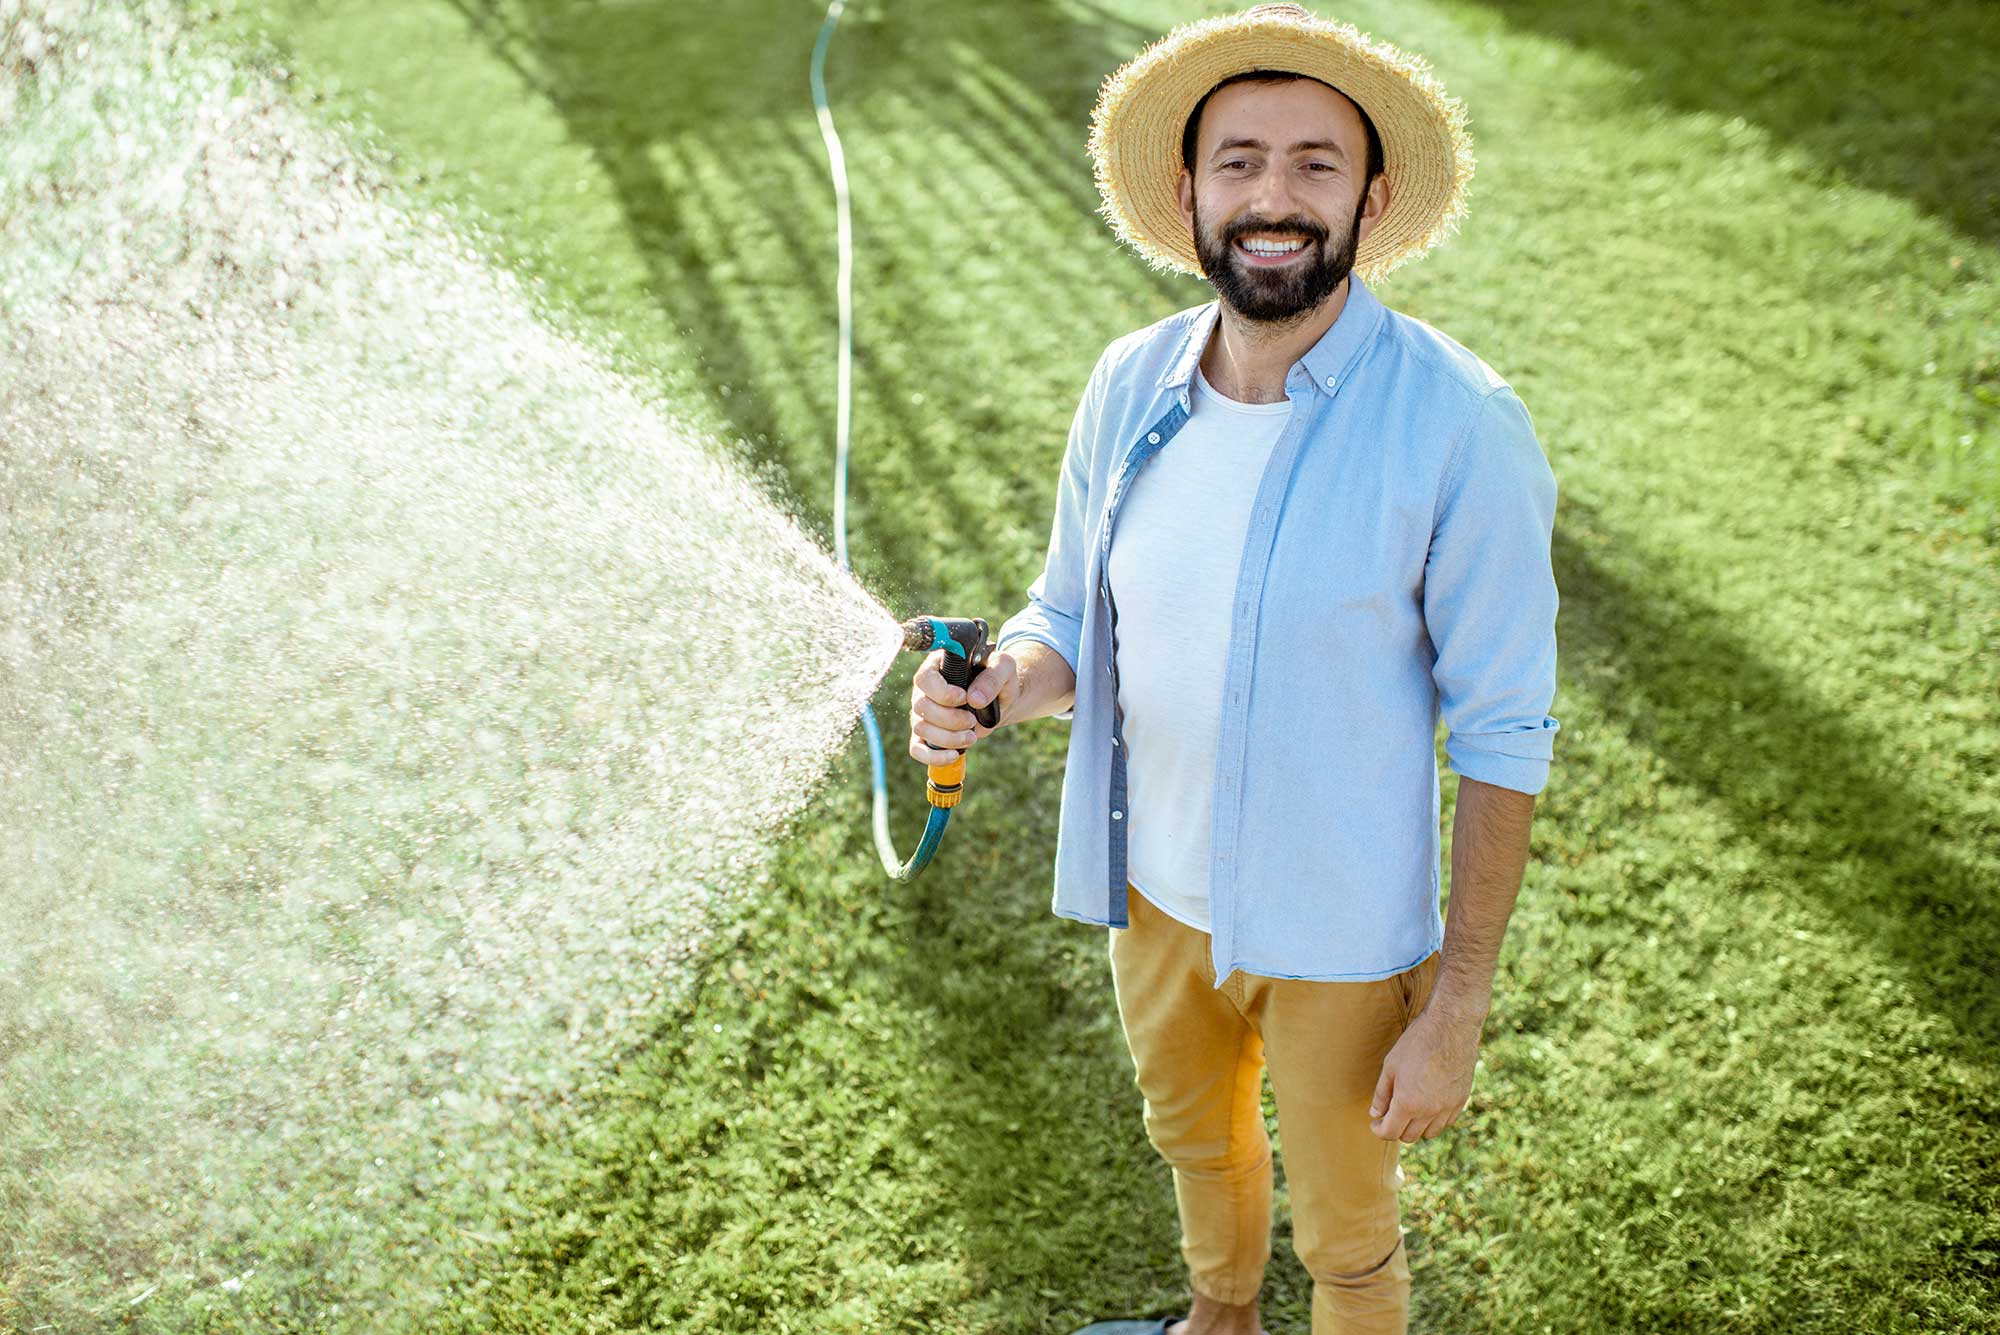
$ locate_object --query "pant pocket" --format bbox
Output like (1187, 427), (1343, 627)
(1392, 953), (1438, 1027)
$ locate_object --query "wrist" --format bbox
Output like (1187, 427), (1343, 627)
(1426, 980), (1491, 1029)
(991, 642), (1027, 728)
(997, 653), (1020, 729)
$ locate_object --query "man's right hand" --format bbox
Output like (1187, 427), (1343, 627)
(908, 648), (1018, 766)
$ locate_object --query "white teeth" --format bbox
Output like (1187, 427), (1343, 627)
(1241, 238), (1307, 255)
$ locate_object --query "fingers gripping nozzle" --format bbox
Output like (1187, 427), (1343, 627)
(900, 615), (1001, 810)
(899, 615), (1002, 729)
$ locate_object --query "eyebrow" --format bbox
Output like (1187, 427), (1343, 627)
(1210, 137), (1348, 161)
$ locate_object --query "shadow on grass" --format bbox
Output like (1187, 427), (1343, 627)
(1551, 499), (1998, 1055)
(440, 0), (1197, 608)
(1457, 0), (2000, 247)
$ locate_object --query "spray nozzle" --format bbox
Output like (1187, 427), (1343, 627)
(900, 613), (1001, 734)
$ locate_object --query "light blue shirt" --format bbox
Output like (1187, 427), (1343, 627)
(996, 273), (1561, 987)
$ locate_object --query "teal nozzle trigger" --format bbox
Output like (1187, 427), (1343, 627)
(928, 616), (968, 660)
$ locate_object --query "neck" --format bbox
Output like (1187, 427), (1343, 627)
(1200, 276), (1350, 404)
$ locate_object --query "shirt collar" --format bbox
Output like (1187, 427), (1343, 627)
(1156, 271), (1387, 403)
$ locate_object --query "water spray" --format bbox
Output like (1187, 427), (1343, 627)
(3, 2), (909, 1319)
(814, 0), (999, 880)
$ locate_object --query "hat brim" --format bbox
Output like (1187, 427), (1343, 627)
(1087, 8), (1474, 282)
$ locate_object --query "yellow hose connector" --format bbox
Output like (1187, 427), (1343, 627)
(926, 753), (966, 809)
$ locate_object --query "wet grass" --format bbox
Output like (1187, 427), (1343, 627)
(102, 0), (2000, 1330)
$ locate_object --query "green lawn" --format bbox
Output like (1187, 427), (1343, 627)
(59, 0), (2000, 1329)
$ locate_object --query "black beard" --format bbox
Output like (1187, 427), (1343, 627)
(1192, 191), (1365, 324)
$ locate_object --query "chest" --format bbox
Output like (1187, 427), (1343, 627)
(1096, 395), (1437, 611)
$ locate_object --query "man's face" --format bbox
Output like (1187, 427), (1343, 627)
(1177, 79), (1384, 324)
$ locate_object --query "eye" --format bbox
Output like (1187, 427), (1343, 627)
(1220, 160), (1250, 170)
(1306, 162), (1336, 172)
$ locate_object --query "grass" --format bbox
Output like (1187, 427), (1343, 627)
(35, 0), (2000, 1329)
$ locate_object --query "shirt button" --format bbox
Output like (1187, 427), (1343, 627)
(1147, 431), (1161, 443)
(1110, 737), (1119, 747)
(1111, 810), (1124, 820)
(1325, 375), (1337, 389)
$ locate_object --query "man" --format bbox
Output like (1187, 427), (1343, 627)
(907, 6), (1559, 1334)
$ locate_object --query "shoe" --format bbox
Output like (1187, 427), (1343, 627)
(1067, 1318), (1183, 1335)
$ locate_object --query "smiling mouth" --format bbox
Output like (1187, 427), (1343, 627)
(1233, 236), (1313, 267)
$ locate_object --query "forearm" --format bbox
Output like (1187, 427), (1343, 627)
(1429, 775), (1537, 1024)
(999, 639), (1077, 726)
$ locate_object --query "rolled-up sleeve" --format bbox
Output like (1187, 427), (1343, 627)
(1423, 386), (1562, 795)
(996, 351), (1109, 723)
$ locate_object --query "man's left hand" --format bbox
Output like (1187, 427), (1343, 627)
(1368, 1005), (1482, 1143)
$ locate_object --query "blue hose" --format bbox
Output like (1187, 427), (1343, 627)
(813, 0), (953, 880)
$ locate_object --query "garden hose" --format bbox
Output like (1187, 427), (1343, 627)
(813, 0), (997, 880)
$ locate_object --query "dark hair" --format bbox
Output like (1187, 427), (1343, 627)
(1180, 69), (1384, 184)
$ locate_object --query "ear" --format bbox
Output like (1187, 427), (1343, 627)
(1355, 171), (1392, 248)
(1176, 168), (1195, 234)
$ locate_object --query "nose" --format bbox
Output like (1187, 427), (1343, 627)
(1246, 166), (1310, 233)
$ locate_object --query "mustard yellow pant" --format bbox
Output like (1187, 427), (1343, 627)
(1107, 885), (1441, 1335)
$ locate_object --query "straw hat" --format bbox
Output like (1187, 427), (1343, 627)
(1086, 2), (1474, 283)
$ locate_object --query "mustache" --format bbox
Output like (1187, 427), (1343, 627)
(1222, 218), (1328, 245)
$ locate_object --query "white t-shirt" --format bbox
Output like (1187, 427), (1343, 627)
(1106, 364), (1290, 934)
